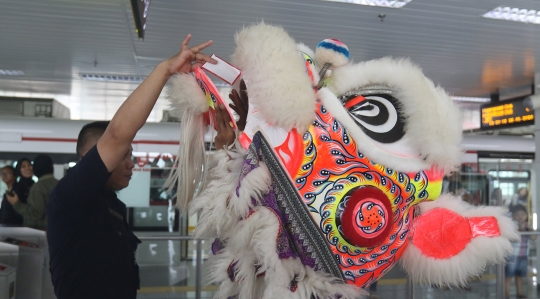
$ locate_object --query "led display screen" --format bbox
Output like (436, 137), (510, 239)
(480, 96), (534, 130)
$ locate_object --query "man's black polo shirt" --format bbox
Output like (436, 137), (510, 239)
(47, 145), (141, 299)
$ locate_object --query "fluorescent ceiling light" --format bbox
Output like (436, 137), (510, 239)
(0, 70), (24, 76)
(451, 96), (490, 103)
(80, 74), (146, 82)
(483, 6), (540, 24)
(322, 0), (412, 8)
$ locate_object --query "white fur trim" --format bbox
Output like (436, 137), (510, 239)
(197, 148), (366, 298)
(296, 43), (315, 61)
(318, 87), (432, 172)
(167, 72), (209, 116)
(400, 194), (518, 287)
(164, 112), (207, 212)
(189, 141), (271, 237)
(164, 73), (212, 210)
(327, 57), (463, 173)
(229, 162), (271, 217)
(189, 143), (244, 237)
(315, 47), (349, 68)
(208, 207), (366, 299)
(231, 22), (316, 133)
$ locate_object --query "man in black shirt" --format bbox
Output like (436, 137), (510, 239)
(47, 35), (216, 299)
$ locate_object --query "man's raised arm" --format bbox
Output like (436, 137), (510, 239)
(97, 34), (216, 171)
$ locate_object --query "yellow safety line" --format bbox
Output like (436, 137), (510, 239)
(376, 278), (407, 285)
(138, 285), (219, 293)
(137, 273), (524, 293)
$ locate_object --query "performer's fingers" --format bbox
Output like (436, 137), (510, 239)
(194, 52), (217, 64)
(215, 105), (226, 131)
(239, 80), (249, 110)
(192, 60), (215, 70)
(228, 106), (244, 122)
(228, 90), (245, 114)
(190, 40), (213, 53)
(180, 34), (192, 50)
(218, 104), (231, 128)
(240, 79), (247, 95)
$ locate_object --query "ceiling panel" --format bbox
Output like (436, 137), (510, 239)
(0, 0), (539, 124)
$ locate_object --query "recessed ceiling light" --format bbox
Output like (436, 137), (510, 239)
(0, 70), (24, 76)
(80, 74), (146, 82)
(322, 0), (411, 8)
(451, 96), (491, 103)
(483, 6), (540, 24)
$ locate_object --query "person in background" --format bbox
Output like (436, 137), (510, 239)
(510, 187), (529, 210)
(6, 154), (58, 230)
(0, 158), (34, 226)
(505, 204), (535, 299)
(46, 34), (216, 299)
(0, 166), (18, 225)
(447, 179), (474, 206)
(490, 187), (503, 206)
(14, 157), (35, 202)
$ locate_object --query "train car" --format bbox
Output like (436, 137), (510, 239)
(0, 116), (193, 158)
(457, 134), (535, 222)
(0, 117), (196, 233)
(1, 117), (537, 230)
(2, 116), (535, 161)
(461, 134), (535, 161)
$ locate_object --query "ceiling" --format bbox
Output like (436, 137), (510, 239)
(1, 0), (540, 124)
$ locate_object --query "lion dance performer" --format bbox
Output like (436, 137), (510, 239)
(165, 23), (518, 299)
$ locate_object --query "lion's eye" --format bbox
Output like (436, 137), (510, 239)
(341, 93), (405, 144)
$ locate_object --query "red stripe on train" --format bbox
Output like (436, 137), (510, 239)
(21, 137), (179, 145)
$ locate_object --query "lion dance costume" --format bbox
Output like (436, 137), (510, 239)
(166, 23), (518, 299)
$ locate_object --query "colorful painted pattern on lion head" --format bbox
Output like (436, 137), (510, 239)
(289, 101), (444, 287)
(251, 49), (457, 288)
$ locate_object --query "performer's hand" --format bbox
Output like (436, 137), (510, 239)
(228, 79), (249, 131)
(215, 104), (236, 149)
(165, 34), (217, 76)
(6, 192), (19, 205)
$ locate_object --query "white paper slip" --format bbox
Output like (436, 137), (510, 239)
(201, 54), (242, 85)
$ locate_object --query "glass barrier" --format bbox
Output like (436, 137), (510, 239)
(401, 231), (539, 299)
(134, 233), (540, 299)
(134, 160), (538, 299)
(365, 262), (499, 298)
(420, 160), (537, 299)
(135, 234), (216, 299)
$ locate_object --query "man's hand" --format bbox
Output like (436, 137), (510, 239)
(6, 192), (19, 205)
(165, 34), (217, 76)
(228, 79), (249, 131)
(214, 104), (236, 149)
(98, 34), (217, 173)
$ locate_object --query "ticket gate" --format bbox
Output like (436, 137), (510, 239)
(0, 227), (55, 299)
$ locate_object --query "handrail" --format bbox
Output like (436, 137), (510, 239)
(138, 231), (540, 299)
(517, 231), (540, 236)
(137, 235), (195, 240)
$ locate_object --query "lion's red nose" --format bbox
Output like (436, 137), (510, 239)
(412, 208), (500, 259)
(340, 186), (393, 248)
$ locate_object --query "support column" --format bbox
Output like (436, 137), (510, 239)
(533, 72), (540, 295)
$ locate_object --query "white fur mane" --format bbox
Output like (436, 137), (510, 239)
(327, 57), (463, 174)
(231, 22), (317, 133)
